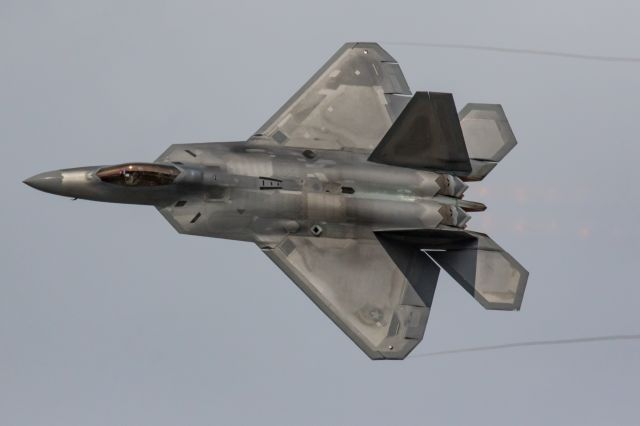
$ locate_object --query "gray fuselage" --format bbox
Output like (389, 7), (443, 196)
(24, 142), (480, 247)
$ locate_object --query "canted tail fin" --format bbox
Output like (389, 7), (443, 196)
(368, 92), (472, 174)
(368, 93), (518, 181)
(376, 229), (528, 311)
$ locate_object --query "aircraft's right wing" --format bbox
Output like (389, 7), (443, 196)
(261, 233), (439, 359)
(248, 42), (412, 153)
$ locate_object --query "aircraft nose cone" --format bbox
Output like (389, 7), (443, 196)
(23, 170), (64, 194)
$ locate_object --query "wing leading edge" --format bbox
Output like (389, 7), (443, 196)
(262, 229), (527, 359)
(261, 234), (439, 360)
(249, 42), (412, 152)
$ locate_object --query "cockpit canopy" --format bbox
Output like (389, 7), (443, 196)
(97, 163), (180, 187)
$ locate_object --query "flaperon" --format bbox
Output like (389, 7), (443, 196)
(24, 42), (528, 360)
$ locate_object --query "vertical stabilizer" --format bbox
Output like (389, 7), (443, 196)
(368, 92), (472, 174)
(375, 229), (528, 311)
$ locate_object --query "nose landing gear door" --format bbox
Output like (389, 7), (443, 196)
(203, 169), (227, 201)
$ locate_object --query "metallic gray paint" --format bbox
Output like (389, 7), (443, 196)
(24, 42), (528, 360)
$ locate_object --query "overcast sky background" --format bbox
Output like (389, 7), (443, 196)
(2, 1), (640, 424)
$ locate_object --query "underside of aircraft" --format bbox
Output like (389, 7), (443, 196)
(25, 42), (528, 359)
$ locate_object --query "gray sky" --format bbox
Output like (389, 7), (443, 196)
(2, 0), (640, 424)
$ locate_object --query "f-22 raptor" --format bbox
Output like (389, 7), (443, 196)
(25, 43), (528, 359)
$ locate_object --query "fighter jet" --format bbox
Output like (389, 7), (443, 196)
(24, 42), (528, 360)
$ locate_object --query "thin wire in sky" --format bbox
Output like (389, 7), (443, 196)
(383, 42), (640, 63)
(410, 334), (640, 358)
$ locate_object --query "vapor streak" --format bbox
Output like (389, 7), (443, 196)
(383, 42), (640, 63)
(411, 334), (640, 358)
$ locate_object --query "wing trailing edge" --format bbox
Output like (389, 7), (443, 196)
(262, 234), (440, 360)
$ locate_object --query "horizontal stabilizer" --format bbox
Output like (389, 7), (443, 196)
(368, 92), (472, 174)
(458, 103), (518, 181)
(376, 229), (528, 311)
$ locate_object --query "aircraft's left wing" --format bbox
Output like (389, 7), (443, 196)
(261, 233), (439, 359)
(248, 42), (412, 152)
